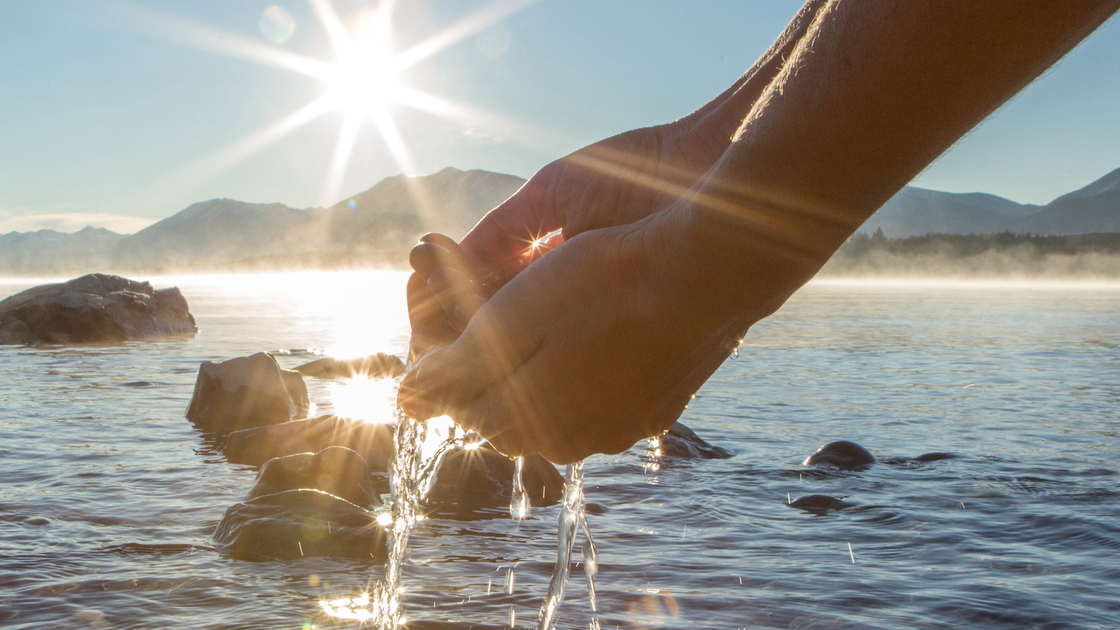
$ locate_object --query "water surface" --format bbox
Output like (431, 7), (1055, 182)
(1, 272), (1118, 629)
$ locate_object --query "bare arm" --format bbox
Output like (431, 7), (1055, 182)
(401, 0), (1120, 463)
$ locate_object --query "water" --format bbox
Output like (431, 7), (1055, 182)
(2, 271), (1120, 628)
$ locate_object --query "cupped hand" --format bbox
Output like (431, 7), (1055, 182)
(398, 212), (751, 464)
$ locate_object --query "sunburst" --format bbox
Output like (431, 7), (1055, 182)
(104, 0), (548, 210)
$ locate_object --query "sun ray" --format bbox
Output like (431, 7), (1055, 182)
(321, 112), (365, 208)
(393, 0), (541, 72)
(97, 0), (329, 78)
(308, 0), (352, 54)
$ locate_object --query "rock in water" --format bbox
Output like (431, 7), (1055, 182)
(249, 447), (380, 508)
(0, 273), (197, 345)
(658, 422), (732, 459)
(223, 415), (396, 470)
(787, 494), (856, 513)
(294, 353), (405, 380)
(427, 444), (564, 517)
(186, 352), (308, 434)
(803, 440), (876, 470)
(211, 489), (387, 562)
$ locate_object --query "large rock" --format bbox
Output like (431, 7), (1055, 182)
(0, 273), (197, 345)
(294, 353), (405, 380)
(803, 440), (876, 470)
(186, 352), (308, 434)
(248, 447), (380, 508)
(223, 415), (395, 470)
(427, 444), (564, 516)
(211, 490), (387, 561)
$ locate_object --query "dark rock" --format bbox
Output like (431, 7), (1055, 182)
(294, 353), (405, 380)
(224, 415), (396, 470)
(427, 444), (564, 515)
(914, 452), (957, 463)
(211, 489), (387, 562)
(0, 273), (197, 345)
(804, 440), (876, 470)
(186, 352), (307, 434)
(249, 447), (380, 508)
(787, 494), (856, 513)
(657, 422), (732, 459)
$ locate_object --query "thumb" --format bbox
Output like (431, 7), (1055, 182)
(397, 291), (544, 420)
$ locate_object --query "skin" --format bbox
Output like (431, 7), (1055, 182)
(399, 0), (1120, 464)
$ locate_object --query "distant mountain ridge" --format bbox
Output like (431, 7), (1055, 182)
(863, 167), (1120, 237)
(2, 166), (1117, 275)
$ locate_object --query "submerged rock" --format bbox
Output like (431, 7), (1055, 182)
(249, 447), (380, 508)
(804, 440), (876, 470)
(657, 422), (732, 459)
(224, 415), (395, 470)
(427, 444), (564, 516)
(211, 489), (387, 562)
(186, 352), (308, 434)
(787, 494), (856, 513)
(294, 353), (405, 380)
(0, 273), (197, 345)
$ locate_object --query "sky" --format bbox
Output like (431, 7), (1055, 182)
(1, 0), (1118, 235)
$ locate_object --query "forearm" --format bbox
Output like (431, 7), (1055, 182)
(679, 0), (1119, 314)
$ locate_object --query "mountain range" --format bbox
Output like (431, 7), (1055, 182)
(1, 166), (1117, 275)
(863, 167), (1120, 237)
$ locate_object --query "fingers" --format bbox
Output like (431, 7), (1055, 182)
(459, 164), (566, 289)
(406, 272), (453, 364)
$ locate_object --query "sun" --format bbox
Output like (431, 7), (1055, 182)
(318, 7), (404, 121)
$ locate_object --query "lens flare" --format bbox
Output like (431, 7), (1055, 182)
(259, 6), (296, 44)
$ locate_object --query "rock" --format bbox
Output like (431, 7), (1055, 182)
(294, 353), (405, 380)
(787, 494), (856, 513)
(248, 447), (380, 508)
(803, 440), (876, 470)
(211, 489), (387, 562)
(914, 452), (957, 463)
(0, 273), (197, 345)
(426, 444), (564, 516)
(657, 422), (732, 459)
(186, 352), (307, 434)
(223, 415), (396, 470)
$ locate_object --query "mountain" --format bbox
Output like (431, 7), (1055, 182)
(0, 226), (125, 274)
(861, 187), (1038, 237)
(863, 169), (1120, 237)
(114, 199), (314, 268)
(303, 167), (526, 252)
(1014, 169), (1120, 235)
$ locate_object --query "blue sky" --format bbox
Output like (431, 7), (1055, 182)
(1, 1), (1118, 234)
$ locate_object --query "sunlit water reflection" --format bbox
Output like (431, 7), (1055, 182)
(1, 271), (1119, 629)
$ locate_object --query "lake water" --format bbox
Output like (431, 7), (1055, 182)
(2, 271), (1119, 629)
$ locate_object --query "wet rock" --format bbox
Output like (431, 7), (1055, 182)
(224, 415), (395, 470)
(211, 489), (387, 562)
(787, 494), (856, 513)
(294, 353), (405, 380)
(186, 352), (308, 434)
(249, 447), (380, 508)
(804, 440), (876, 470)
(657, 422), (732, 459)
(426, 444), (564, 516)
(914, 452), (957, 463)
(0, 273), (197, 345)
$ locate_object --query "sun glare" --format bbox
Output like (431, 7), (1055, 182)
(109, 0), (549, 209)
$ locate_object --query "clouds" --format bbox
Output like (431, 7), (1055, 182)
(0, 210), (155, 235)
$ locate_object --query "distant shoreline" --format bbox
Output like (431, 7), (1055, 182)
(3, 232), (1120, 281)
(818, 231), (1120, 279)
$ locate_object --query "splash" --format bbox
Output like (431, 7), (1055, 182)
(510, 456), (531, 520)
(537, 460), (599, 630)
(322, 410), (458, 628)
